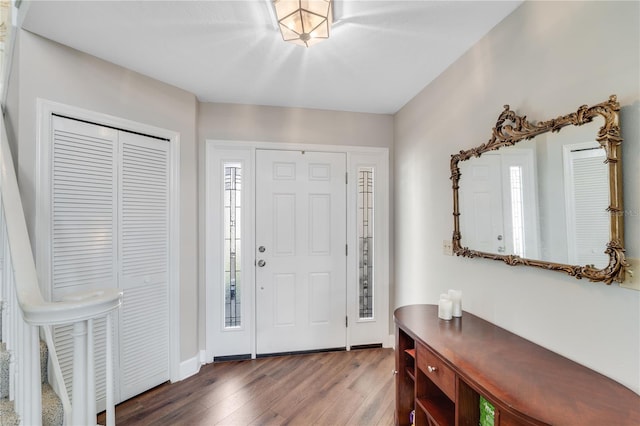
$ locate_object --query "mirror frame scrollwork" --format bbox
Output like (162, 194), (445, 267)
(450, 95), (626, 284)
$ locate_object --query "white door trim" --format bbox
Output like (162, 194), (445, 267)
(205, 139), (390, 361)
(347, 150), (390, 348)
(204, 145), (256, 361)
(35, 98), (181, 384)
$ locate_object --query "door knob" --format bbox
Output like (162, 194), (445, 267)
(257, 259), (266, 267)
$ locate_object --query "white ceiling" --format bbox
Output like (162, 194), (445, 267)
(21, 0), (522, 114)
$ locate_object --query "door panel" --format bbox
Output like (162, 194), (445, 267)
(256, 150), (346, 354)
(459, 153), (505, 253)
(50, 116), (118, 410)
(118, 131), (170, 401)
(309, 272), (331, 324)
(309, 195), (331, 254)
(274, 273), (296, 326)
(274, 194), (296, 255)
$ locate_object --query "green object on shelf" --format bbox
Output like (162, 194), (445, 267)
(479, 395), (495, 426)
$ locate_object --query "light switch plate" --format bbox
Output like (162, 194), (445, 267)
(443, 240), (453, 256)
(620, 258), (639, 291)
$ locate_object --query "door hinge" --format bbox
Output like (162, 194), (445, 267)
(345, 244), (348, 256)
(345, 172), (348, 184)
(346, 316), (348, 327)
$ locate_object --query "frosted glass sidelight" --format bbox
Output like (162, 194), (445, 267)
(224, 164), (242, 328)
(358, 167), (374, 319)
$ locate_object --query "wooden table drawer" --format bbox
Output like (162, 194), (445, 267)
(416, 342), (456, 401)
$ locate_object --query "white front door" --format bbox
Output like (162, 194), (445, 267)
(255, 150), (347, 355)
(459, 150), (539, 258)
(459, 153), (505, 253)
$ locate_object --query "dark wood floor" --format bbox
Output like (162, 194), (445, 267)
(98, 347), (395, 425)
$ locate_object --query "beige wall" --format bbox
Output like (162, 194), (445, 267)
(198, 102), (393, 147)
(394, 0), (639, 393)
(6, 30), (200, 362)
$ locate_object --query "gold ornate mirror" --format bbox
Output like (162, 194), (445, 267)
(450, 95), (626, 283)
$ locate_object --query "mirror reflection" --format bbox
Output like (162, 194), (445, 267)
(458, 119), (610, 269)
(451, 95), (626, 283)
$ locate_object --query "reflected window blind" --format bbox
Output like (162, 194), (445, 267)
(569, 149), (609, 268)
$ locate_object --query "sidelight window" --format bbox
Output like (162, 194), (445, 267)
(358, 167), (374, 319)
(509, 166), (525, 257)
(224, 163), (242, 328)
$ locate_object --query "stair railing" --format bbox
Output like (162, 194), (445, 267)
(0, 112), (122, 425)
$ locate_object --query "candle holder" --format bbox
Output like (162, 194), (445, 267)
(438, 295), (453, 320)
(448, 289), (462, 317)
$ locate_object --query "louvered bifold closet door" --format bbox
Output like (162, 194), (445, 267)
(567, 148), (610, 269)
(118, 131), (170, 401)
(50, 116), (118, 411)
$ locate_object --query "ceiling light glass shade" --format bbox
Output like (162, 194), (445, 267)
(273, 0), (332, 47)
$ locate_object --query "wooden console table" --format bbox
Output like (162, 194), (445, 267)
(394, 304), (640, 425)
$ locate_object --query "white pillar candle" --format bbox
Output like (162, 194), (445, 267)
(438, 298), (453, 320)
(448, 289), (462, 317)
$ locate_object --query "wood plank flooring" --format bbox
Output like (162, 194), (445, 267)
(98, 347), (395, 426)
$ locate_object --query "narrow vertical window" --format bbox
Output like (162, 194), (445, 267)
(0, 1), (13, 90)
(358, 167), (374, 319)
(224, 163), (242, 328)
(509, 166), (525, 257)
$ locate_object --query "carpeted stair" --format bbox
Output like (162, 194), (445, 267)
(0, 333), (64, 426)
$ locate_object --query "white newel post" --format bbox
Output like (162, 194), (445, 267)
(106, 312), (115, 426)
(87, 318), (96, 423)
(26, 323), (42, 425)
(71, 320), (88, 425)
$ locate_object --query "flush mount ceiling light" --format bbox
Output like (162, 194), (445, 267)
(273, 0), (332, 48)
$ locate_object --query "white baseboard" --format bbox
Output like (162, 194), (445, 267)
(387, 334), (395, 349)
(179, 354), (201, 381)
